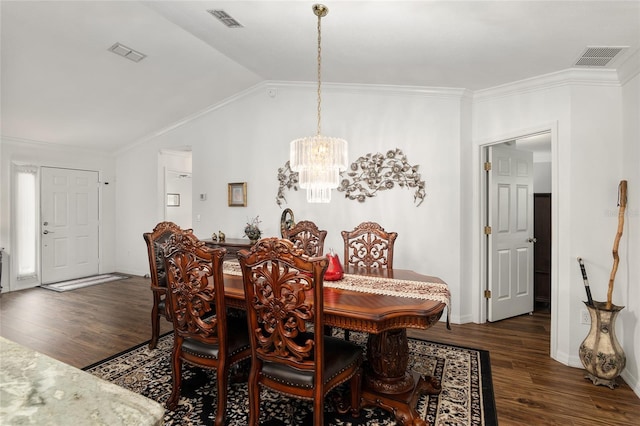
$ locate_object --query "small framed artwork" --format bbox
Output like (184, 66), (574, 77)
(167, 193), (180, 207)
(228, 182), (247, 207)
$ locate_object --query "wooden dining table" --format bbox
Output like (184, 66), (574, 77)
(222, 263), (449, 426)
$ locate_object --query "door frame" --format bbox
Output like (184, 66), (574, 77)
(8, 163), (104, 291)
(476, 123), (559, 356)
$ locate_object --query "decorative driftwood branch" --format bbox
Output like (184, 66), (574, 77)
(276, 148), (426, 207)
(607, 180), (627, 309)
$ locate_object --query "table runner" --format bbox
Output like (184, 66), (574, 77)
(223, 261), (451, 323)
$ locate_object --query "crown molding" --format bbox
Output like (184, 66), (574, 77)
(617, 48), (640, 86)
(118, 69), (627, 156)
(117, 81), (471, 156)
(473, 68), (622, 103)
(1, 136), (114, 156)
(159, 148), (192, 157)
(115, 81), (267, 156)
(265, 80), (471, 99)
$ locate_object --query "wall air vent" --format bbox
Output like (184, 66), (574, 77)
(207, 9), (244, 28)
(108, 42), (146, 63)
(574, 47), (626, 67)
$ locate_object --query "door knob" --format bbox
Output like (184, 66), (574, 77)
(527, 237), (537, 243)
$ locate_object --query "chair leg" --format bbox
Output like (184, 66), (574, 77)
(313, 399), (324, 425)
(149, 294), (161, 349)
(350, 368), (362, 418)
(215, 365), (229, 426)
(247, 363), (260, 426)
(166, 344), (182, 410)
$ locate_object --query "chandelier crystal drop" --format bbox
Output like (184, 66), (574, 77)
(289, 4), (348, 203)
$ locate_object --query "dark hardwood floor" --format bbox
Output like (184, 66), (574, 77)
(1, 275), (638, 425)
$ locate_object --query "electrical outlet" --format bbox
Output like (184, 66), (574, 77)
(580, 310), (591, 325)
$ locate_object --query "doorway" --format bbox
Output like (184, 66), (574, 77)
(483, 132), (552, 321)
(534, 193), (551, 312)
(159, 149), (192, 229)
(164, 170), (192, 229)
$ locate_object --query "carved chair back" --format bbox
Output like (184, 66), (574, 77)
(282, 220), (327, 257)
(164, 233), (226, 345)
(238, 237), (363, 424)
(163, 231), (250, 424)
(143, 221), (195, 348)
(341, 221), (398, 269)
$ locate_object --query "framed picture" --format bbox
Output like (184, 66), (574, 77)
(167, 193), (180, 207)
(228, 182), (247, 207)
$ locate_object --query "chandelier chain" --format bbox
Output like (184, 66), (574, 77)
(316, 10), (322, 136)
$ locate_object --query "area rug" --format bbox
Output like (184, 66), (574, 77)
(85, 332), (496, 425)
(40, 274), (128, 292)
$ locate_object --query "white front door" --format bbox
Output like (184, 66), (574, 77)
(41, 167), (99, 284)
(486, 144), (535, 322)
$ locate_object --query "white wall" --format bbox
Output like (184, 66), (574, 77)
(0, 139), (116, 291)
(472, 68), (637, 395)
(115, 82), (469, 323)
(114, 136), (183, 276)
(620, 66), (639, 395)
(110, 67), (636, 398)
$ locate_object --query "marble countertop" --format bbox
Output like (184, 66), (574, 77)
(0, 336), (165, 425)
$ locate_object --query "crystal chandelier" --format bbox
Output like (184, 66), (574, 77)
(290, 4), (348, 203)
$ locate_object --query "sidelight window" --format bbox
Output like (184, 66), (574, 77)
(14, 165), (38, 279)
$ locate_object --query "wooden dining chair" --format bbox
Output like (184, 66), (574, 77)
(341, 221), (398, 269)
(282, 219), (328, 257)
(341, 221), (397, 340)
(163, 231), (251, 425)
(238, 237), (363, 425)
(143, 221), (192, 349)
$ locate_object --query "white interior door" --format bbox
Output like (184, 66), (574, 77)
(41, 167), (99, 284)
(487, 144), (534, 322)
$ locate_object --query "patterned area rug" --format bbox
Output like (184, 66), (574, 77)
(85, 332), (496, 425)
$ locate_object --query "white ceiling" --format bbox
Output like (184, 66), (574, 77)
(1, 1), (639, 153)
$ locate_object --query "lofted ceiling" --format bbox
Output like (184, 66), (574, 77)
(1, 1), (638, 153)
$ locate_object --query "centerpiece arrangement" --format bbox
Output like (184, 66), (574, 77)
(244, 216), (262, 244)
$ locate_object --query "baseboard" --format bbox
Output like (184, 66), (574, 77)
(621, 369), (640, 398)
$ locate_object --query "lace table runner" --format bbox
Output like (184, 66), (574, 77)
(223, 261), (450, 308)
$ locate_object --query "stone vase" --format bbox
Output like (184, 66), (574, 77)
(579, 301), (626, 389)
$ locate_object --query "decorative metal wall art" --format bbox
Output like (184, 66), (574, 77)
(338, 149), (425, 205)
(276, 148), (426, 206)
(276, 162), (299, 207)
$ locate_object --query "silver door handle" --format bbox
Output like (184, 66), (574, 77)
(43, 230), (54, 234)
(527, 237), (537, 243)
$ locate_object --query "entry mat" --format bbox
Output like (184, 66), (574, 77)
(40, 274), (128, 292)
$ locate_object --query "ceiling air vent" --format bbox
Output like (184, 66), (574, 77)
(207, 9), (244, 28)
(574, 47), (626, 67)
(108, 42), (146, 63)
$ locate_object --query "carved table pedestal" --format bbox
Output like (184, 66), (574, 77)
(361, 321), (443, 425)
